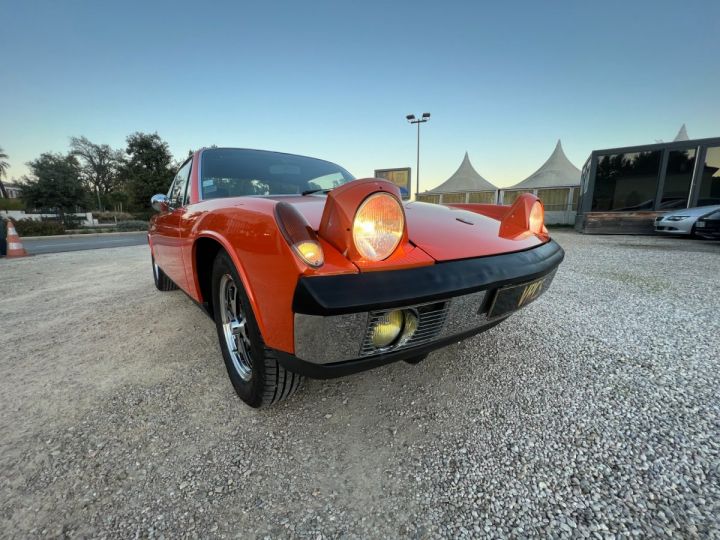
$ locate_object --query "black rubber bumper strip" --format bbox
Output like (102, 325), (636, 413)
(292, 240), (564, 316)
(273, 318), (507, 379)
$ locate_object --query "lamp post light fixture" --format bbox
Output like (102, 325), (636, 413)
(406, 112), (430, 199)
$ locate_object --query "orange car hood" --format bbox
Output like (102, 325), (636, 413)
(268, 196), (546, 262)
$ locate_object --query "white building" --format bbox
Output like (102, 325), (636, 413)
(2, 182), (23, 199)
(499, 140), (581, 225)
(417, 152), (497, 204)
(673, 123), (689, 142)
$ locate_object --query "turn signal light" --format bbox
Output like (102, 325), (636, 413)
(275, 202), (324, 267)
(294, 240), (324, 267)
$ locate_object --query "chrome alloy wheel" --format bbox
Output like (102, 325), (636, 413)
(219, 274), (253, 381)
(152, 260), (160, 282)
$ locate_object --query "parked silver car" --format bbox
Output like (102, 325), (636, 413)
(654, 205), (720, 236)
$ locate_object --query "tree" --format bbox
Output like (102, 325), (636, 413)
(22, 153), (88, 215)
(69, 136), (124, 209)
(121, 132), (174, 210)
(0, 147), (9, 198)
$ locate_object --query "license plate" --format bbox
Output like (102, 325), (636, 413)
(696, 221), (706, 228)
(488, 272), (556, 318)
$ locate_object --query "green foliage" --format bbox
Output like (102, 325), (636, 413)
(115, 220), (149, 231)
(0, 148), (8, 173)
(0, 198), (25, 210)
(5, 133), (177, 215)
(70, 136), (124, 209)
(121, 132), (174, 211)
(105, 190), (130, 211)
(11, 218), (66, 236)
(62, 214), (84, 229)
(0, 146), (10, 199)
(22, 153), (90, 213)
(130, 209), (155, 221)
(94, 211), (134, 223)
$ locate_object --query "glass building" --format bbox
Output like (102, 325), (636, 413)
(576, 134), (720, 232)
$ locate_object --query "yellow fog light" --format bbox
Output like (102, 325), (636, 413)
(371, 310), (404, 348)
(397, 310), (419, 347)
(294, 240), (324, 267)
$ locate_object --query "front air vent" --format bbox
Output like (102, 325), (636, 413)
(359, 301), (450, 356)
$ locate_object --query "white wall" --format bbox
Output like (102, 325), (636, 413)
(498, 186), (579, 225)
(0, 210), (97, 226)
(544, 210), (577, 225)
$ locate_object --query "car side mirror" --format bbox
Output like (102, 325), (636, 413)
(151, 194), (170, 212)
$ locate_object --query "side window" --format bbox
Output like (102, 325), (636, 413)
(168, 160), (192, 208)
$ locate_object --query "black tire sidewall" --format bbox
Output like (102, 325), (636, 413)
(211, 251), (267, 407)
(151, 254), (161, 289)
(151, 252), (177, 291)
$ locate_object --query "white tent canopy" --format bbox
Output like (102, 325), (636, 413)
(508, 140), (580, 189)
(426, 152), (496, 193)
(673, 124), (690, 142)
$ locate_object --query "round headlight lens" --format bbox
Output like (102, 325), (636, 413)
(353, 193), (404, 261)
(371, 310), (404, 348)
(529, 201), (544, 234)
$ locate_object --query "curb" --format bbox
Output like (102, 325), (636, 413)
(21, 231), (148, 241)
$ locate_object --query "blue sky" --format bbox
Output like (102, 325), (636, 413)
(1, 0), (718, 189)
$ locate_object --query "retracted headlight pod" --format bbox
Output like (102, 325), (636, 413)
(498, 193), (548, 239)
(528, 200), (545, 235)
(318, 178), (409, 266)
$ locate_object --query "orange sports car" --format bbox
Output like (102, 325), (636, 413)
(149, 148), (564, 407)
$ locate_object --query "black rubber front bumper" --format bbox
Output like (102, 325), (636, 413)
(696, 221), (720, 238)
(277, 240), (564, 378)
(292, 240), (564, 316)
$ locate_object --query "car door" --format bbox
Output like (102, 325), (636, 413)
(153, 159), (192, 288)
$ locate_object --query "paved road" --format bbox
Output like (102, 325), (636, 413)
(21, 232), (147, 255)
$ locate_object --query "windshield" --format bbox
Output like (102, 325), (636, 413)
(200, 148), (355, 199)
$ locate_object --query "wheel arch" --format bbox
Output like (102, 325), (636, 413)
(192, 233), (266, 337)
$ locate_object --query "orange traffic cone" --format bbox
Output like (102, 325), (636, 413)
(5, 220), (28, 257)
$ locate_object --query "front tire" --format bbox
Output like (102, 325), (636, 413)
(152, 254), (178, 291)
(211, 251), (302, 408)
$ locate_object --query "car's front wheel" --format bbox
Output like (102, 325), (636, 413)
(152, 254), (178, 291)
(211, 251), (302, 408)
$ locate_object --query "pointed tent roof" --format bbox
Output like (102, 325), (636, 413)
(673, 124), (689, 142)
(509, 140), (580, 189)
(426, 152), (497, 193)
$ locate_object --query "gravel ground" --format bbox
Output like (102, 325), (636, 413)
(1, 231), (719, 539)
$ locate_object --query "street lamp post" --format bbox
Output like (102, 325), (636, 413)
(406, 112), (430, 199)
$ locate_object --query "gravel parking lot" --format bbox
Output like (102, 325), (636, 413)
(1, 231), (719, 538)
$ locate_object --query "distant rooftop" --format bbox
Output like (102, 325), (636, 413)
(426, 152), (496, 193)
(509, 140), (580, 189)
(673, 123), (689, 142)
